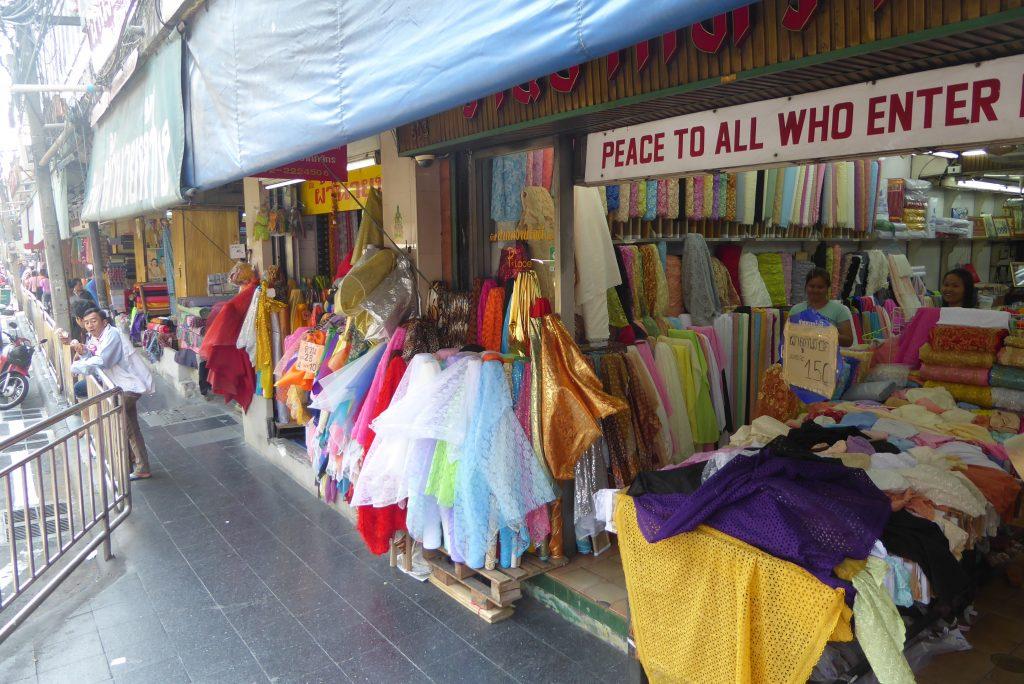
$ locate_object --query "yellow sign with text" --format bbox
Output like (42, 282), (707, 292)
(300, 165), (382, 215)
(782, 321), (838, 399)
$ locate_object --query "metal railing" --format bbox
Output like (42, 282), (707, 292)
(0, 358), (132, 643)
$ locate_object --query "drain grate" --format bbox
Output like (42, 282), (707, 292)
(991, 654), (1024, 673)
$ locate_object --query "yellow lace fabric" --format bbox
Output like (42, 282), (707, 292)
(255, 283), (287, 398)
(616, 496), (853, 684)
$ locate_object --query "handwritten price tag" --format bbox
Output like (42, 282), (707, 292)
(294, 340), (325, 373)
(782, 321), (838, 399)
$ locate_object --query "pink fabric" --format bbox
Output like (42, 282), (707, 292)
(912, 432), (954, 448)
(689, 325), (726, 370)
(350, 328), (407, 451)
(895, 307), (942, 368)
(275, 326), (311, 377)
(525, 150), (536, 186)
(919, 364), (991, 387)
(541, 148), (554, 190)
(531, 150), (543, 187)
(634, 341), (671, 418)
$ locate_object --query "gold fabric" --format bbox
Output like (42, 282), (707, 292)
(350, 187), (383, 266)
(335, 249), (396, 315)
(255, 282), (288, 398)
(616, 496), (853, 684)
(600, 353), (641, 488)
(508, 270), (541, 356)
(537, 315), (628, 479)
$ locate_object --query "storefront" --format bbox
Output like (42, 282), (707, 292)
(376, 1), (1024, 679)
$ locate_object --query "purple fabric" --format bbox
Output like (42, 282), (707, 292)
(846, 436), (876, 455)
(632, 446), (891, 599)
(310, 333), (341, 394)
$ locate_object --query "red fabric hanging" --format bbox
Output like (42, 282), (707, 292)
(356, 355), (409, 554)
(200, 281), (258, 411)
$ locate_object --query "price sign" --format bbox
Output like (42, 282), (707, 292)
(294, 340), (326, 373)
(229, 243), (247, 259)
(782, 321), (838, 399)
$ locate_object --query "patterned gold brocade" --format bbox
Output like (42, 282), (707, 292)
(537, 315), (627, 480)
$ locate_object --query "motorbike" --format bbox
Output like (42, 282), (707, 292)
(0, 321), (44, 410)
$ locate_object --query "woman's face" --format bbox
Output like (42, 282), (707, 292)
(942, 274), (965, 306)
(806, 276), (829, 306)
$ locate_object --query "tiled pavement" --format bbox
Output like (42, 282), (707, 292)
(0, 387), (640, 684)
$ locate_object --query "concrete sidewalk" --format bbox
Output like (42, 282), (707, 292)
(0, 378), (639, 683)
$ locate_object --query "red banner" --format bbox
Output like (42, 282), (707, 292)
(260, 145), (348, 182)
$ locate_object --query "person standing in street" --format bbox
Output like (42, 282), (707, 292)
(70, 308), (155, 480)
(38, 269), (51, 310)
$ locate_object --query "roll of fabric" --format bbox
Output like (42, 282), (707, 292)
(702, 174), (714, 219)
(790, 260), (815, 305)
(735, 172), (748, 225)
(681, 234), (722, 326)
(756, 253), (788, 307)
(998, 345), (1024, 369)
(780, 254), (793, 306)
(922, 381), (993, 408)
(919, 343), (995, 369)
(1005, 335), (1024, 349)
(992, 387), (1024, 413)
(657, 179), (669, 218)
(667, 179), (681, 219)
(606, 184), (620, 211)
(686, 177), (697, 220)
(919, 364), (991, 387)
(637, 180), (648, 218)
(725, 173), (737, 221)
(762, 168), (778, 225)
(629, 182), (641, 218)
(711, 258), (741, 308)
(779, 167), (798, 228)
(541, 148), (554, 189)
(665, 256), (684, 316)
(990, 365), (1024, 391)
(931, 325), (1006, 353)
(644, 180), (659, 221)
(739, 252), (773, 307)
(716, 244), (743, 296)
(616, 183), (631, 223)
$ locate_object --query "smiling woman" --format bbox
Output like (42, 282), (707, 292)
(787, 267), (855, 347)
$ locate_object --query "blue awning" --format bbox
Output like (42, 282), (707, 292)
(183, 0), (745, 190)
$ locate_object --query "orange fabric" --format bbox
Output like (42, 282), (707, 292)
(275, 329), (326, 391)
(480, 287), (506, 352)
(962, 465), (1022, 522)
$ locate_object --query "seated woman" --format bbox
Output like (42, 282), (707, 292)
(941, 268), (977, 308)
(788, 267), (855, 346)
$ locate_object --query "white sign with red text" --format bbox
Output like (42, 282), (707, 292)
(585, 54), (1024, 184)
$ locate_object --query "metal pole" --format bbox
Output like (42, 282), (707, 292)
(86, 221), (110, 308)
(15, 25), (71, 331)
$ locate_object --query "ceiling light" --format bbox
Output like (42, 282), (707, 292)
(347, 158), (376, 172)
(956, 179), (1022, 193)
(263, 178), (304, 190)
(930, 151), (958, 159)
(961, 149), (987, 157)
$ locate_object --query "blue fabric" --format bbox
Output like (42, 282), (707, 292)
(606, 185), (620, 211)
(888, 437), (917, 453)
(184, 0), (749, 189)
(490, 154), (527, 222)
(839, 412), (879, 430)
(778, 167), (798, 229)
(643, 180), (658, 221)
(85, 278), (98, 302)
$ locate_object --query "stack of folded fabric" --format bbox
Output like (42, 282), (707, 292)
(990, 318), (1024, 411)
(919, 310), (1009, 409)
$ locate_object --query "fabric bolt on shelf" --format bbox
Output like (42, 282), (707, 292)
(992, 387), (1024, 413)
(710, 258), (741, 309)
(739, 252), (773, 308)
(665, 256), (684, 316)
(644, 180), (659, 221)
(716, 243), (743, 297)
(667, 178), (680, 219)
(990, 365), (1024, 391)
(616, 496), (853, 684)
(1004, 335), (1024, 349)
(938, 308), (1010, 329)
(703, 174), (714, 219)
(930, 325), (1006, 354)
(919, 364), (991, 387)
(922, 381), (993, 408)
(681, 234), (722, 326)
(997, 345), (1024, 369)
(756, 253), (788, 307)
(790, 260), (815, 305)
(725, 173), (737, 221)
(780, 254), (793, 306)
(628, 182), (640, 218)
(640, 243), (669, 317)
(616, 183), (631, 223)
(605, 184), (619, 211)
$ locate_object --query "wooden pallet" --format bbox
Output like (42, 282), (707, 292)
(425, 549), (568, 622)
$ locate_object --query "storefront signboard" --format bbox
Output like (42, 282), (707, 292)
(260, 146), (348, 183)
(80, 0), (135, 72)
(81, 35), (185, 222)
(585, 54), (1024, 183)
(300, 165), (382, 215)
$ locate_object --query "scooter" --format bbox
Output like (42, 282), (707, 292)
(0, 321), (43, 410)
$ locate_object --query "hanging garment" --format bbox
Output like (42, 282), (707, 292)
(680, 234), (722, 326)
(453, 357), (559, 569)
(200, 281), (259, 411)
(351, 187), (385, 265)
(617, 496), (853, 684)
(574, 186), (622, 343)
(535, 316), (627, 479)
(654, 342), (696, 462)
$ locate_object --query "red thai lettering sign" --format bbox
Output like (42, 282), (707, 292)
(585, 54), (1023, 183)
(260, 145), (348, 182)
